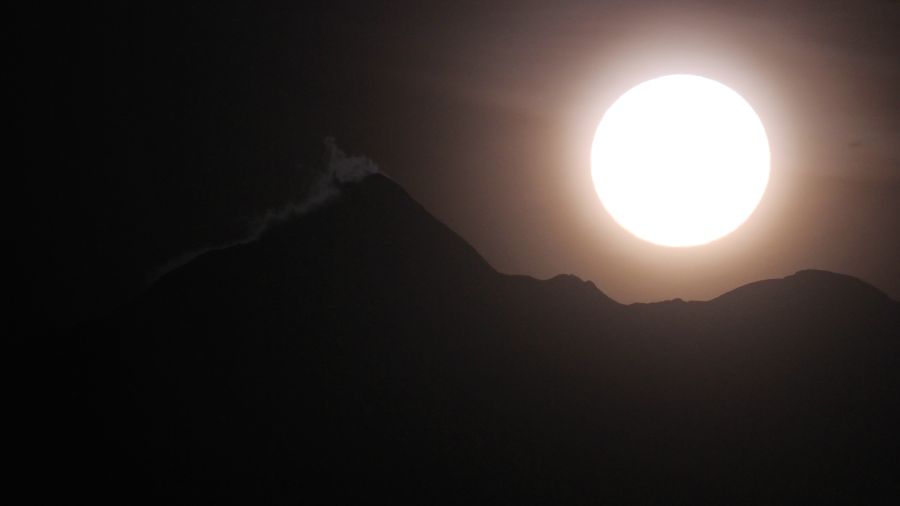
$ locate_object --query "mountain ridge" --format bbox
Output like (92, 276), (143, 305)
(153, 173), (893, 310)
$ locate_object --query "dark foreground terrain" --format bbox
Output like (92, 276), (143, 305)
(71, 174), (900, 505)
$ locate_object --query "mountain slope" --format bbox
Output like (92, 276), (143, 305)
(73, 174), (900, 505)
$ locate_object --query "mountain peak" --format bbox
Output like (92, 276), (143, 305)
(707, 268), (897, 322)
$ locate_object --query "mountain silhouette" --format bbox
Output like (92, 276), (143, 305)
(72, 174), (900, 505)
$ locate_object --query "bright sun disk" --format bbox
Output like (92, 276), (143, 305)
(591, 74), (770, 247)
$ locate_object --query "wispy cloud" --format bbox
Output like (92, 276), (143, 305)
(148, 139), (379, 283)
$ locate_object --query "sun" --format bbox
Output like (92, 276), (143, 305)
(591, 74), (770, 247)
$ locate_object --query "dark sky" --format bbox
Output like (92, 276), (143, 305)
(23, 0), (900, 332)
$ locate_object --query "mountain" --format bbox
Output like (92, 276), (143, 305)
(71, 174), (900, 505)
